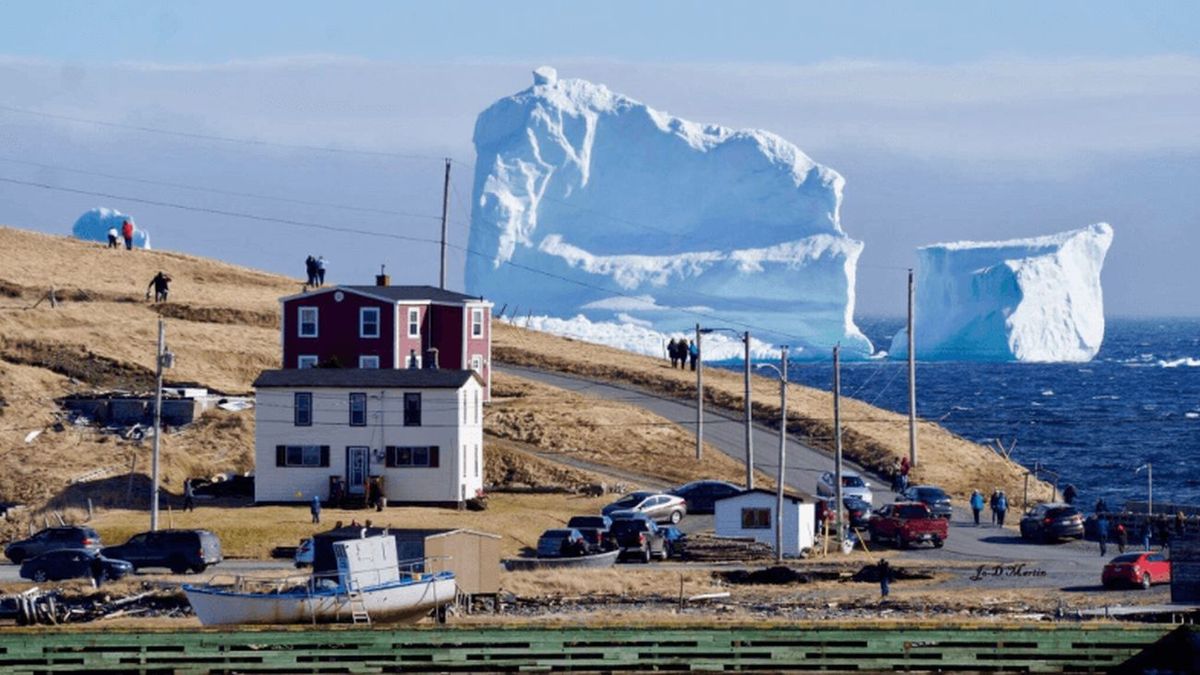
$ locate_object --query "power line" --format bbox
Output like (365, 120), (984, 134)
(0, 104), (451, 162)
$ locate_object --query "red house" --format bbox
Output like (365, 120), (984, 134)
(279, 281), (492, 399)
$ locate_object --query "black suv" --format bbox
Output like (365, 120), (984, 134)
(5, 526), (101, 564)
(101, 529), (223, 573)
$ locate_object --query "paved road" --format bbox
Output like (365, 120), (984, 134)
(0, 558), (291, 583)
(500, 365), (1113, 590)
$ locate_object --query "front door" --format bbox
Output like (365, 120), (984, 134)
(347, 446), (370, 495)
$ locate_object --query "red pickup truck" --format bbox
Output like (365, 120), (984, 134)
(869, 502), (948, 549)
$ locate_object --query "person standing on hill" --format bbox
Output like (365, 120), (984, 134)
(315, 256), (327, 286)
(688, 340), (698, 371)
(106, 226), (119, 249)
(970, 490), (985, 526)
(995, 491), (1009, 527)
(305, 255), (316, 288)
(147, 272), (171, 303)
(121, 219), (135, 250)
(667, 338), (679, 368)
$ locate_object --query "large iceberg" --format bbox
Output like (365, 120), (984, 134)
(890, 223), (1114, 362)
(466, 66), (872, 357)
(72, 207), (151, 249)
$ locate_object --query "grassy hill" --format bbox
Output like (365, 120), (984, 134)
(0, 225), (1051, 546)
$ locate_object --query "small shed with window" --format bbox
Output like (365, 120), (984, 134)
(713, 489), (815, 558)
(252, 368), (485, 508)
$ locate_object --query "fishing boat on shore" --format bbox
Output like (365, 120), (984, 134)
(183, 533), (456, 625)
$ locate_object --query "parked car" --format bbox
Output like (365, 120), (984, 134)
(1019, 504), (1085, 542)
(815, 496), (873, 531)
(536, 529), (592, 558)
(602, 492), (687, 523)
(566, 515), (615, 551)
(669, 480), (742, 515)
(869, 502), (948, 549)
(294, 538), (314, 568)
(5, 526), (102, 564)
(101, 529), (223, 574)
(816, 471), (874, 505)
(610, 518), (668, 563)
(657, 525), (687, 558)
(1102, 552), (1171, 590)
(19, 549), (133, 583)
(897, 485), (953, 520)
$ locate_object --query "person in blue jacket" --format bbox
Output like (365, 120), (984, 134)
(995, 491), (1009, 527)
(970, 490), (985, 526)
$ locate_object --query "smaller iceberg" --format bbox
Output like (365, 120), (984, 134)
(890, 223), (1113, 362)
(72, 207), (151, 249)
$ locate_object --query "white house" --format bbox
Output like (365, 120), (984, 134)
(713, 489), (815, 558)
(253, 368), (484, 507)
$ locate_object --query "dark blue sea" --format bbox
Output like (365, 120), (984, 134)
(771, 318), (1200, 509)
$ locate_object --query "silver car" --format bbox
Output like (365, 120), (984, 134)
(601, 492), (688, 523)
(816, 470), (874, 505)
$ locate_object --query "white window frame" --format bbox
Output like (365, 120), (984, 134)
(471, 308), (484, 337)
(359, 307), (380, 339)
(298, 306), (318, 338)
(407, 307), (420, 338)
(358, 355), (380, 369)
(297, 355), (318, 369)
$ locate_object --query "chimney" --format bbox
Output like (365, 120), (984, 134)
(425, 348), (439, 370)
(375, 264), (390, 287)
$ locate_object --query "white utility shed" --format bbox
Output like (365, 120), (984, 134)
(714, 489), (815, 558)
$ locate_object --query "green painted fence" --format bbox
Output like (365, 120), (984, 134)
(0, 623), (1178, 673)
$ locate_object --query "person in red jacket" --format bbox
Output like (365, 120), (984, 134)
(121, 219), (135, 250)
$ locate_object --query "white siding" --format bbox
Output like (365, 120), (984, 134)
(713, 493), (815, 557)
(254, 378), (485, 504)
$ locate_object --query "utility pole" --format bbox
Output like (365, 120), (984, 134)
(695, 323), (703, 461)
(907, 268), (918, 467)
(150, 318), (168, 531)
(439, 158), (451, 290)
(743, 330), (753, 490)
(775, 346), (788, 562)
(833, 344), (843, 545)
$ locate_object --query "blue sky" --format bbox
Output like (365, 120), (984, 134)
(0, 2), (1197, 317)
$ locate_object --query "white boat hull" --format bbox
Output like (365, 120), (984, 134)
(183, 576), (457, 626)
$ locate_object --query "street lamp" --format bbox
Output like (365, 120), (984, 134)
(698, 327), (754, 489)
(1136, 463), (1153, 517)
(756, 346), (789, 562)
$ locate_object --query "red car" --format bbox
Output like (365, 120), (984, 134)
(1102, 552), (1171, 589)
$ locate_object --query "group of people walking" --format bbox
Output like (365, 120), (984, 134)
(1094, 506), (1188, 556)
(105, 219), (137, 250)
(666, 338), (698, 371)
(967, 489), (1009, 526)
(304, 255), (328, 288)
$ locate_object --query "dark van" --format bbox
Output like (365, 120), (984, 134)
(101, 529), (222, 573)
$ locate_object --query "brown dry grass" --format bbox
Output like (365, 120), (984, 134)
(493, 322), (1054, 501)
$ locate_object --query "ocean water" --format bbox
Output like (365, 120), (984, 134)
(772, 318), (1200, 509)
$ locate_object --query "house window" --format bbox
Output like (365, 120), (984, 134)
(385, 445), (439, 468)
(360, 307), (380, 338)
(294, 393), (313, 426)
(359, 355), (380, 369)
(348, 393), (367, 426)
(275, 444), (329, 467)
(297, 355), (318, 369)
(403, 393), (421, 427)
(741, 507), (771, 530)
(407, 308), (420, 338)
(471, 308), (483, 337)
(471, 354), (483, 373)
(298, 307), (318, 337)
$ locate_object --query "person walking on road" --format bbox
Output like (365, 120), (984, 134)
(989, 490), (1000, 525)
(121, 219), (135, 250)
(183, 478), (195, 512)
(687, 340), (698, 371)
(1096, 513), (1109, 557)
(995, 491), (1009, 527)
(1142, 518), (1152, 551)
(311, 495), (322, 524)
(1116, 523), (1128, 553)
(667, 338), (679, 368)
(878, 558), (891, 598)
(970, 490), (985, 526)
(1063, 484), (1077, 505)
